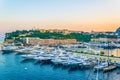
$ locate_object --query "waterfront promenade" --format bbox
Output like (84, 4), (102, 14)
(81, 53), (120, 63)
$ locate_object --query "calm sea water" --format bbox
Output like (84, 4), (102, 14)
(0, 53), (120, 80)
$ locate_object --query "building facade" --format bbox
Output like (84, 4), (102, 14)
(91, 38), (120, 42)
(23, 37), (77, 45)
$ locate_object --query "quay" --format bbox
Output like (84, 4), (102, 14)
(81, 54), (120, 63)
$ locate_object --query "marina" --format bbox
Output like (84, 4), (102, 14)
(0, 29), (120, 80)
(1, 43), (120, 72)
(1, 0), (120, 79)
(0, 52), (120, 80)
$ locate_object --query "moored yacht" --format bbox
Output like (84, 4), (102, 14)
(103, 65), (117, 72)
(2, 44), (18, 53)
(94, 62), (108, 71)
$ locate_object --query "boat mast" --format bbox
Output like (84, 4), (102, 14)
(96, 51), (100, 80)
(96, 35), (100, 80)
(107, 39), (109, 66)
(117, 35), (118, 57)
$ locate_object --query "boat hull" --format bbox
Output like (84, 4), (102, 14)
(2, 50), (14, 53)
(103, 65), (117, 72)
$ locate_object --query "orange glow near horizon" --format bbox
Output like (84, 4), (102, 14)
(0, 0), (120, 33)
(0, 23), (119, 33)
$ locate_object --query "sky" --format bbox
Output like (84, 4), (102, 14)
(0, 0), (120, 33)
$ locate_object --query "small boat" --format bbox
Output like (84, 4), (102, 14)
(21, 54), (39, 59)
(51, 57), (68, 65)
(94, 62), (108, 71)
(15, 48), (31, 54)
(116, 62), (120, 68)
(2, 44), (18, 53)
(34, 54), (54, 62)
(62, 59), (82, 67)
(24, 67), (28, 70)
(103, 41), (117, 72)
(103, 65), (117, 72)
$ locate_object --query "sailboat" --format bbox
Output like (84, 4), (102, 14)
(103, 40), (117, 72)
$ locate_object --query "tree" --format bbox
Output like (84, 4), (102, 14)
(100, 51), (105, 56)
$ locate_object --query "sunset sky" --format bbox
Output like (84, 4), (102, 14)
(0, 0), (120, 33)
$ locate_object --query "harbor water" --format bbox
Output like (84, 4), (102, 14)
(0, 53), (120, 80)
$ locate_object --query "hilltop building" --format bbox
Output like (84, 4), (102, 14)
(22, 37), (77, 45)
(40, 29), (46, 33)
(39, 29), (72, 34)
